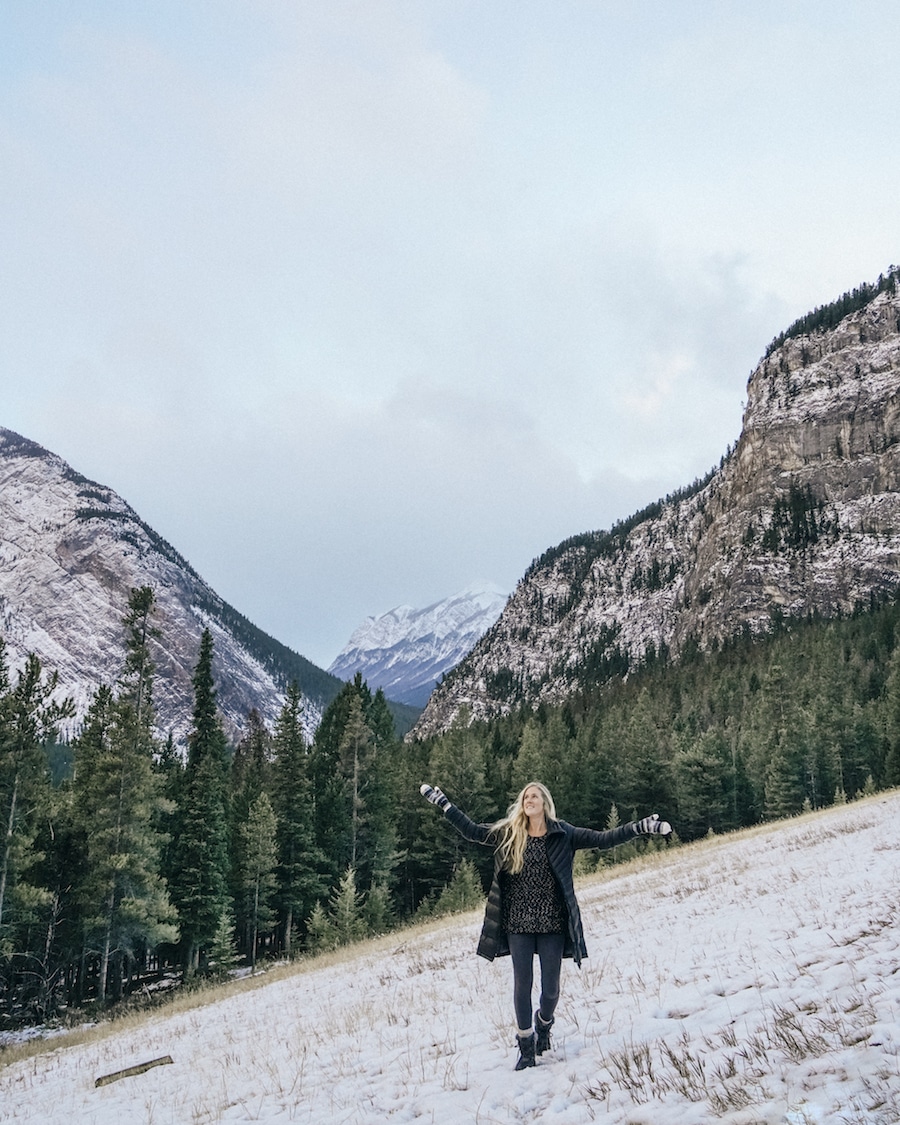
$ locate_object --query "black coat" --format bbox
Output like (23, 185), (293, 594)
(444, 804), (639, 966)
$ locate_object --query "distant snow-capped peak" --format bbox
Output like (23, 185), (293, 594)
(328, 584), (507, 708)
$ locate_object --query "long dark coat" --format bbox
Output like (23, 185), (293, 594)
(444, 804), (639, 966)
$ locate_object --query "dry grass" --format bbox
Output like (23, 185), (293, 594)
(3, 790), (898, 1125)
(0, 910), (479, 1073)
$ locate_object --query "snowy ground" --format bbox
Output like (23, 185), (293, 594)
(2, 793), (900, 1125)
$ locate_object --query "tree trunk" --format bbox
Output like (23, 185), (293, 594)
(38, 889), (61, 1019)
(250, 880), (259, 972)
(98, 928), (111, 1004)
(184, 939), (199, 978)
(0, 773), (20, 930)
(351, 748), (359, 868)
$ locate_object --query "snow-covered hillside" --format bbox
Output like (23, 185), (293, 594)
(3, 791), (899, 1124)
(329, 584), (507, 707)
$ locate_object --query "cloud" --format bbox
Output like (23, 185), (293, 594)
(4, 1), (900, 668)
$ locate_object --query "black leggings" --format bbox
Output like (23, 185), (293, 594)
(508, 932), (565, 1031)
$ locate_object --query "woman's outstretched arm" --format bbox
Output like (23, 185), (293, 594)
(420, 783), (495, 846)
(569, 813), (672, 851)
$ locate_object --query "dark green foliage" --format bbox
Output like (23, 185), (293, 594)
(73, 589), (178, 1004)
(167, 630), (231, 976)
(440, 475), (725, 709)
(44, 743), (74, 786)
(0, 646), (75, 1023)
(8, 572), (900, 1030)
(271, 683), (328, 955)
(229, 708), (272, 959)
(306, 867), (365, 952)
(309, 675), (400, 897)
(71, 654), (177, 1004)
(765, 266), (900, 358)
(573, 625), (630, 691)
(0, 647), (74, 955)
(238, 792), (278, 972)
(382, 699), (422, 738)
(523, 469), (719, 590)
(761, 482), (830, 553)
(408, 593), (900, 866)
(416, 858), (484, 920)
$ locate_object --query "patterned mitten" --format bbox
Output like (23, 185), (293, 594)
(633, 813), (672, 836)
(420, 783), (451, 812)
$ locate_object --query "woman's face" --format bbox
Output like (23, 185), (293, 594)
(522, 786), (545, 819)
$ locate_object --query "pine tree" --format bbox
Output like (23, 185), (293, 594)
(673, 729), (731, 839)
(271, 683), (326, 956)
(310, 676), (399, 900)
(207, 906), (240, 980)
(886, 645), (900, 786)
(416, 711), (493, 900)
(619, 690), (671, 818)
(361, 688), (401, 892)
(327, 867), (365, 947)
(362, 882), (394, 935)
(598, 802), (635, 866)
(511, 712), (575, 809)
(71, 588), (177, 1003)
(0, 646), (74, 953)
(760, 664), (807, 819)
(419, 858), (484, 919)
(229, 709), (272, 959)
(168, 629), (231, 976)
(239, 792), (278, 971)
(309, 679), (369, 884)
(572, 712), (621, 832)
(764, 740), (807, 819)
(339, 695), (374, 871)
(304, 901), (335, 953)
(510, 718), (544, 794)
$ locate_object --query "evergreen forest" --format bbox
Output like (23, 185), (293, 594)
(3, 585), (900, 1033)
(764, 264), (899, 357)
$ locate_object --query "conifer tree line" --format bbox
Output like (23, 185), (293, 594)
(3, 585), (900, 1029)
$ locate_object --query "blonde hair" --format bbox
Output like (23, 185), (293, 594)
(493, 782), (557, 874)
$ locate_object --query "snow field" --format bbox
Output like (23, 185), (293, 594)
(1, 792), (899, 1124)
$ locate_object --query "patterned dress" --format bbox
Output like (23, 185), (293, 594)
(502, 835), (567, 934)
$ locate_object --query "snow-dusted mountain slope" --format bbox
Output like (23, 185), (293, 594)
(416, 283), (900, 736)
(328, 584), (507, 707)
(0, 428), (339, 742)
(4, 790), (899, 1124)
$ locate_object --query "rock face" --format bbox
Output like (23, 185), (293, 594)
(0, 429), (339, 743)
(328, 584), (507, 707)
(414, 285), (900, 737)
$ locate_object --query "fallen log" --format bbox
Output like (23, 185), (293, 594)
(95, 1055), (174, 1087)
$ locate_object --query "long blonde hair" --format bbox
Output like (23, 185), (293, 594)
(492, 782), (557, 874)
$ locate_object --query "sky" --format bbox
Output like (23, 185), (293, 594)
(2, 2), (899, 670)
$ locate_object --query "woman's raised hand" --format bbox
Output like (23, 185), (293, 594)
(420, 783), (451, 812)
(634, 813), (672, 836)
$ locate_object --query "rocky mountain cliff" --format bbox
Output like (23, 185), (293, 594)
(328, 584), (507, 707)
(0, 428), (341, 743)
(414, 276), (900, 737)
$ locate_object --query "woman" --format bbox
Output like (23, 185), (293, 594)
(420, 780), (671, 1070)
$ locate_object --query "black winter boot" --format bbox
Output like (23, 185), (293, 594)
(514, 1032), (536, 1070)
(534, 1010), (554, 1055)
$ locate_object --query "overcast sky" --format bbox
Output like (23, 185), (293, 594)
(2, 2), (899, 670)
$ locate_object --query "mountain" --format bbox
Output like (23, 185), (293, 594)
(414, 270), (900, 737)
(0, 427), (343, 743)
(328, 584), (507, 707)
